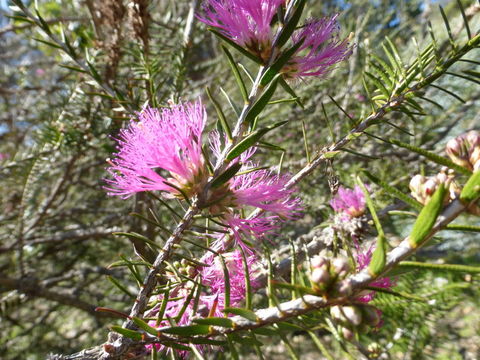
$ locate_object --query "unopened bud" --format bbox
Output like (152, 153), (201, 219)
(367, 342), (382, 358)
(446, 130), (480, 171)
(330, 305), (343, 322)
(342, 306), (363, 326)
(333, 279), (353, 297)
(332, 257), (351, 276)
(341, 326), (354, 341)
(311, 255), (328, 269)
(409, 168), (457, 205)
(471, 146), (480, 171)
(311, 267), (330, 285)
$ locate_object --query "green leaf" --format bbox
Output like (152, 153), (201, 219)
(445, 224), (480, 232)
(206, 87), (232, 140)
(211, 162), (242, 189)
(221, 46), (248, 102)
(459, 170), (480, 203)
(365, 71), (390, 98)
(223, 307), (258, 322)
(357, 176), (384, 237)
(245, 75), (280, 124)
(439, 5), (456, 49)
(272, 281), (317, 295)
(251, 327), (278, 336)
(408, 184), (446, 248)
(33, 37), (62, 49)
(110, 325), (143, 341)
(132, 317), (160, 336)
(162, 324), (210, 336)
(193, 317), (234, 328)
(229, 333), (264, 346)
(107, 276), (135, 298)
(226, 120), (288, 161)
(187, 338), (227, 346)
(209, 29), (262, 64)
(275, 0), (307, 48)
(388, 138), (472, 176)
(113, 232), (162, 250)
(240, 247), (253, 310)
(366, 286), (427, 302)
(279, 78), (304, 108)
(368, 235), (387, 276)
(218, 255), (231, 309)
(260, 38), (304, 86)
(363, 170), (422, 210)
(398, 261), (480, 274)
(59, 64), (88, 73)
(431, 84), (466, 103)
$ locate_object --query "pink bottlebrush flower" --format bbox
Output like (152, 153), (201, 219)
(105, 101), (207, 199)
(0, 153), (8, 161)
(284, 15), (352, 79)
(202, 250), (260, 308)
(198, 0), (284, 61)
(355, 245), (393, 303)
(218, 214), (279, 252)
(230, 170), (302, 219)
(208, 133), (303, 251)
(210, 169), (302, 251)
(330, 185), (366, 218)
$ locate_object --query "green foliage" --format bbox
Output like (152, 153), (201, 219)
(1, 0), (480, 359)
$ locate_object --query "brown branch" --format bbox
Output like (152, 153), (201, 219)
(0, 16), (86, 36)
(0, 276), (117, 319)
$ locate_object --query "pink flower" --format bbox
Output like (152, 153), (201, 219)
(231, 170), (302, 219)
(211, 169), (302, 251)
(284, 16), (352, 79)
(355, 245), (393, 303)
(146, 251), (260, 356)
(0, 153), (8, 161)
(105, 101), (207, 199)
(330, 185), (366, 218)
(201, 250), (260, 308)
(198, 0), (284, 61)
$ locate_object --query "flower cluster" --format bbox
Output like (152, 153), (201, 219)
(330, 185), (366, 218)
(409, 167), (458, 205)
(105, 102), (207, 199)
(106, 101), (302, 252)
(199, 0), (284, 61)
(446, 130), (480, 172)
(198, 0), (352, 79)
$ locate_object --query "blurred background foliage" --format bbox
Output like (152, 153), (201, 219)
(0, 0), (479, 359)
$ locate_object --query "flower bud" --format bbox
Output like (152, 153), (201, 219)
(330, 305), (362, 327)
(330, 306), (344, 322)
(446, 130), (480, 171)
(342, 306), (363, 326)
(367, 342), (382, 358)
(311, 255), (329, 269)
(409, 168), (458, 205)
(311, 267), (331, 285)
(471, 146), (480, 171)
(333, 278), (353, 297)
(332, 257), (351, 277)
(341, 326), (354, 341)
